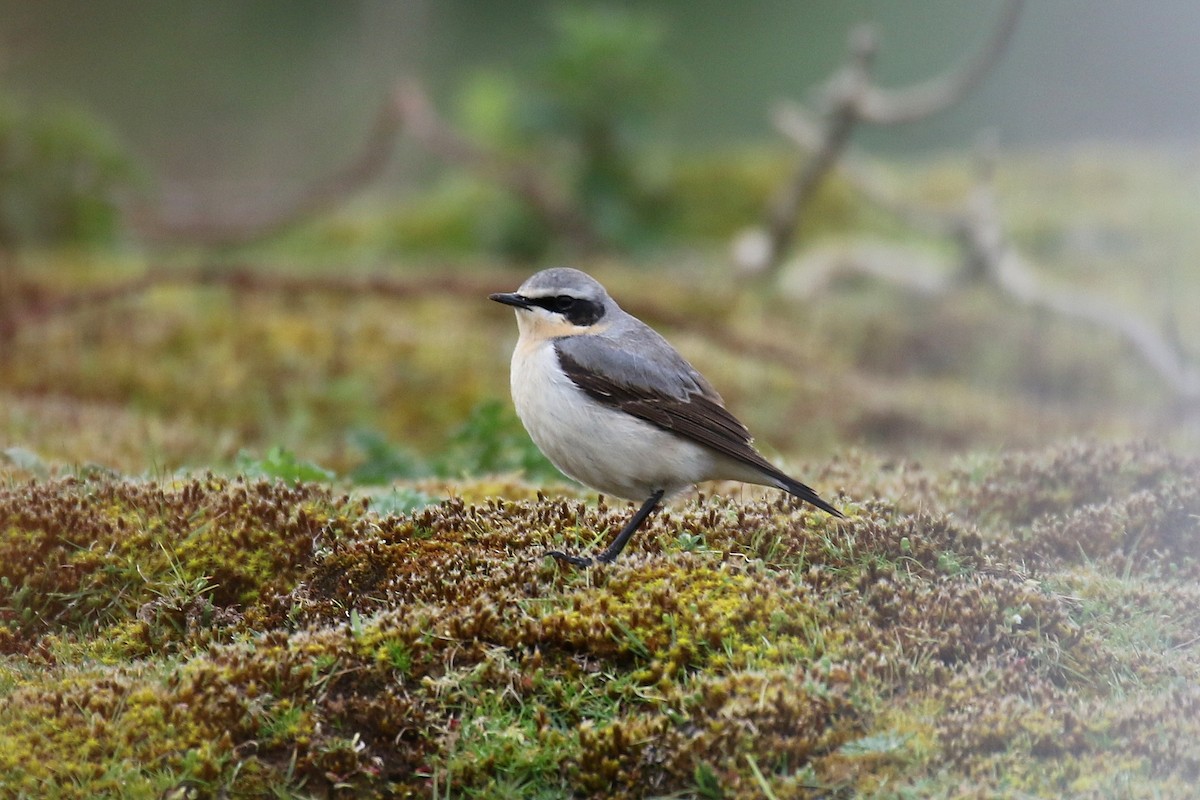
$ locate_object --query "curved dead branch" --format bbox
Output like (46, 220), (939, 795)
(741, 0), (1023, 280)
(958, 168), (1200, 399)
(778, 143), (1200, 401)
(128, 78), (601, 251)
(857, 0), (1025, 125)
(129, 89), (407, 247)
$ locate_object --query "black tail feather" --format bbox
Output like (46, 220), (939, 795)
(773, 472), (844, 518)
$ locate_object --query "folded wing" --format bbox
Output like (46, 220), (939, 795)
(555, 334), (843, 517)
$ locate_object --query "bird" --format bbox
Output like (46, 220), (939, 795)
(490, 267), (843, 566)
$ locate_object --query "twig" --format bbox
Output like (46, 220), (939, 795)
(957, 156), (1200, 399)
(742, 0), (1023, 280)
(753, 26), (872, 278)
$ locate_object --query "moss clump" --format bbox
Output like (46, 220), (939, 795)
(575, 664), (861, 798)
(927, 670), (1200, 796)
(0, 475), (353, 654)
(957, 439), (1195, 528)
(954, 440), (1200, 576)
(529, 559), (833, 684)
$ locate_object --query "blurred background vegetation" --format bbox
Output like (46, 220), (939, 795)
(1, 0), (1198, 482)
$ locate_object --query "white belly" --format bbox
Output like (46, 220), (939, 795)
(511, 340), (717, 500)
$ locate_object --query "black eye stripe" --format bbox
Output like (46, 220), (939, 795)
(529, 295), (574, 309)
(528, 295), (605, 326)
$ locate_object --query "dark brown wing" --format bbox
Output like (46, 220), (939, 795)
(558, 347), (778, 479)
(555, 340), (843, 518)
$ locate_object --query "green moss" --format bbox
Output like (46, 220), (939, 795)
(530, 561), (834, 684)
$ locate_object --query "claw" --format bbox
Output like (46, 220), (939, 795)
(546, 550), (595, 568)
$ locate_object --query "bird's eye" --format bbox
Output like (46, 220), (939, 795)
(553, 296), (577, 312)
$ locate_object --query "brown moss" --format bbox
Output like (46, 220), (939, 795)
(955, 441), (1200, 576)
(575, 663), (861, 799)
(956, 440), (1196, 529)
(0, 475), (352, 652)
(927, 668), (1200, 796)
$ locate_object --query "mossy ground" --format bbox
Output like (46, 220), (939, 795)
(1, 441), (1197, 798)
(2, 148), (1199, 797)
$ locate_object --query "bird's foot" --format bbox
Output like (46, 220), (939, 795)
(546, 550), (595, 568)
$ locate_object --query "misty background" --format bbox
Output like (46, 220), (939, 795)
(4, 0), (1200, 192)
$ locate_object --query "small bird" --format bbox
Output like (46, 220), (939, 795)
(491, 267), (843, 566)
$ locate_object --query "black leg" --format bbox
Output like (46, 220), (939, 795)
(548, 489), (665, 567)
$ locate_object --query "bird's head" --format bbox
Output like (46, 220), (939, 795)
(490, 267), (615, 341)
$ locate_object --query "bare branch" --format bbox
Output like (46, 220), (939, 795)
(1001, 253), (1200, 398)
(958, 162), (1200, 399)
(753, 98), (858, 277)
(772, 103), (960, 239)
(781, 241), (953, 300)
(127, 77), (602, 252)
(742, 0), (1024, 280)
(129, 89), (407, 247)
(859, 0), (1025, 124)
(784, 139), (1200, 400)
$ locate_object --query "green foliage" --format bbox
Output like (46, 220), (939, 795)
(538, 6), (676, 247)
(345, 428), (426, 484)
(0, 97), (135, 247)
(540, 7), (675, 133)
(457, 72), (524, 152)
(346, 402), (560, 486)
(363, 6), (880, 256)
(236, 446), (336, 483)
(454, 5), (678, 254)
(364, 486), (439, 517)
(693, 761), (725, 799)
(435, 399), (559, 482)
